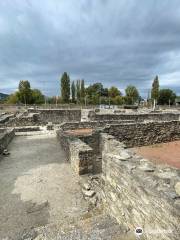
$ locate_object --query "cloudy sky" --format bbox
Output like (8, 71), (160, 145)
(0, 0), (180, 97)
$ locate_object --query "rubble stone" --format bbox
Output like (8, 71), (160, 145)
(82, 189), (95, 198)
(174, 182), (180, 196)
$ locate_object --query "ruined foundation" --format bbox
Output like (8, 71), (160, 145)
(56, 110), (180, 240)
(0, 108), (180, 239)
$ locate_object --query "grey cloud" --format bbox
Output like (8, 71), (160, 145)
(0, 0), (180, 97)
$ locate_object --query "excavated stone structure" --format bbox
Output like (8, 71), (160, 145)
(0, 108), (180, 239)
(56, 109), (180, 240)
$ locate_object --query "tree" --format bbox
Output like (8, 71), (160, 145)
(18, 80), (32, 104)
(101, 88), (109, 97)
(71, 81), (76, 103)
(108, 86), (121, 98)
(76, 80), (81, 103)
(7, 92), (19, 104)
(86, 83), (101, 98)
(60, 72), (70, 103)
(151, 75), (159, 101)
(85, 83), (103, 105)
(31, 89), (45, 104)
(8, 81), (45, 105)
(125, 85), (139, 104)
(80, 79), (85, 103)
(114, 96), (124, 105)
(158, 89), (176, 105)
(86, 83), (103, 97)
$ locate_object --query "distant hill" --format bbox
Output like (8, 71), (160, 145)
(0, 93), (9, 100)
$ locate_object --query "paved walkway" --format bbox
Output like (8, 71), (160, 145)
(0, 134), (87, 240)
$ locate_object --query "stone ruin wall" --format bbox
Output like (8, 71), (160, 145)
(103, 120), (180, 147)
(79, 132), (102, 173)
(101, 133), (180, 240)
(3, 109), (180, 128)
(57, 125), (104, 175)
(57, 119), (180, 176)
(27, 109), (81, 124)
(0, 109), (179, 239)
(0, 128), (15, 154)
(57, 118), (180, 239)
(5, 113), (40, 127)
(89, 111), (180, 122)
(56, 129), (94, 175)
(4, 109), (81, 127)
(59, 120), (134, 131)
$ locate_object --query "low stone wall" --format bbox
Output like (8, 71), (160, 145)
(104, 120), (180, 147)
(4, 109), (81, 126)
(28, 109), (81, 124)
(59, 120), (134, 131)
(101, 133), (180, 240)
(0, 114), (13, 124)
(57, 125), (102, 174)
(90, 112), (180, 122)
(14, 126), (41, 132)
(6, 113), (40, 127)
(79, 132), (102, 173)
(0, 128), (15, 153)
(57, 129), (93, 175)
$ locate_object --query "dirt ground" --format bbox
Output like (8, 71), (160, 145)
(134, 140), (180, 169)
(0, 134), (88, 240)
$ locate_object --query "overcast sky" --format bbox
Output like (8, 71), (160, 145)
(0, 0), (180, 97)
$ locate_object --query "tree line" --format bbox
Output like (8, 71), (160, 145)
(60, 72), (139, 105)
(61, 72), (177, 106)
(6, 72), (177, 106)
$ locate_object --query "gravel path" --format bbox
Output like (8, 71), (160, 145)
(0, 134), (87, 240)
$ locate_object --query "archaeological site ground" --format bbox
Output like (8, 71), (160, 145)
(0, 106), (180, 240)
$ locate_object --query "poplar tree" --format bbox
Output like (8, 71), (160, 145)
(151, 75), (159, 100)
(71, 81), (76, 103)
(76, 80), (81, 103)
(80, 79), (85, 103)
(151, 75), (159, 109)
(60, 72), (70, 103)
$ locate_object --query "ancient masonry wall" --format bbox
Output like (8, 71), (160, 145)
(90, 112), (180, 122)
(57, 129), (93, 175)
(0, 128), (15, 153)
(101, 133), (180, 240)
(57, 125), (102, 174)
(28, 109), (81, 124)
(79, 132), (102, 173)
(5, 109), (81, 127)
(103, 120), (180, 147)
(59, 120), (134, 131)
(6, 113), (40, 127)
(57, 120), (180, 175)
